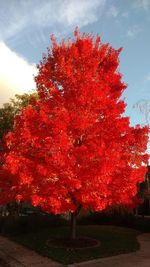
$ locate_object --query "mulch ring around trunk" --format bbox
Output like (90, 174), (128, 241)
(46, 236), (101, 249)
(0, 258), (11, 267)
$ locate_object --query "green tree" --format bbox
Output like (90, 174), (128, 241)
(0, 92), (38, 216)
(0, 93), (38, 140)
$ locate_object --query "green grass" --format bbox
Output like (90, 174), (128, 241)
(9, 225), (140, 265)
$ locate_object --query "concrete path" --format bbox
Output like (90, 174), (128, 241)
(0, 233), (150, 267)
(0, 236), (63, 267)
(69, 234), (150, 267)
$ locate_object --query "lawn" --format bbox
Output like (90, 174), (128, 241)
(8, 225), (140, 264)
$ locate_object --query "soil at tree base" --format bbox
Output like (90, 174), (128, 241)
(46, 236), (101, 249)
(0, 258), (10, 267)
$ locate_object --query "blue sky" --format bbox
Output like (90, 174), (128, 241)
(0, 0), (150, 127)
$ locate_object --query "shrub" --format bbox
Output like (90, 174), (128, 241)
(0, 214), (68, 236)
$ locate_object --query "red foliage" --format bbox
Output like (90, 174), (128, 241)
(0, 29), (149, 214)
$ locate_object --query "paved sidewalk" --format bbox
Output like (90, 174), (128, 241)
(0, 233), (150, 267)
(68, 234), (150, 267)
(0, 236), (63, 267)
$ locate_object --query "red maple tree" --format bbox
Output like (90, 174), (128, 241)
(1, 28), (149, 238)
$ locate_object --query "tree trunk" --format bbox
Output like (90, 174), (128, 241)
(71, 211), (77, 239)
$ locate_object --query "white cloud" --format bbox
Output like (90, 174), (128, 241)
(59, 0), (101, 26)
(0, 0), (106, 43)
(0, 42), (36, 106)
(0, 0), (108, 107)
(133, 0), (150, 11)
(127, 25), (142, 39)
(121, 12), (129, 18)
(146, 73), (150, 81)
(107, 5), (119, 18)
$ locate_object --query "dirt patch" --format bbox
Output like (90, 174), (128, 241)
(46, 236), (101, 249)
(0, 258), (10, 267)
